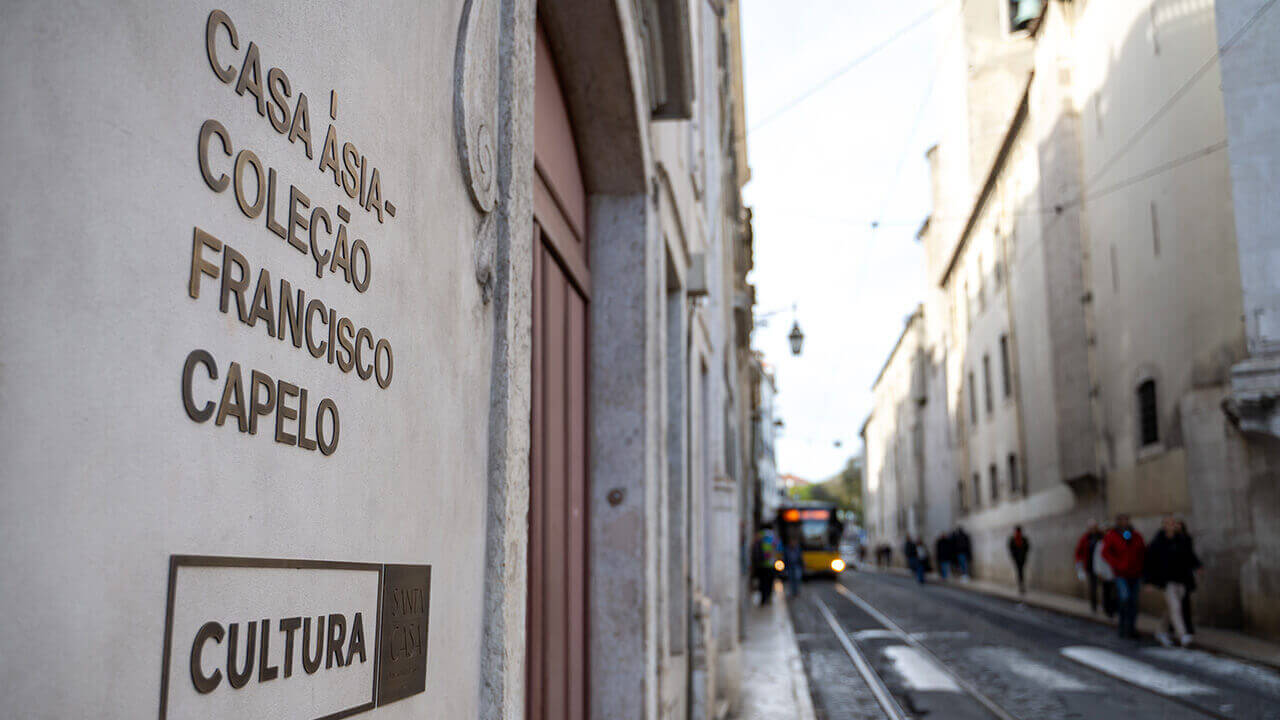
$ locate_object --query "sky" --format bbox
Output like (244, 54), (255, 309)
(740, 1), (954, 481)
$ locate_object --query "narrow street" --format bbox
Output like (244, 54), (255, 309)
(786, 571), (1280, 720)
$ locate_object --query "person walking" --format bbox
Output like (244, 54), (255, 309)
(1074, 520), (1106, 613)
(783, 534), (804, 598)
(1008, 526), (1031, 594)
(935, 532), (955, 581)
(1091, 524), (1118, 618)
(953, 526), (972, 580)
(904, 535), (925, 584)
(1176, 519), (1198, 636)
(1146, 515), (1201, 647)
(1102, 514), (1146, 639)
(750, 527), (780, 605)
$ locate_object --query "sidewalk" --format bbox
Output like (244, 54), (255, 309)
(734, 585), (816, 720)
(861, 564), (1280, 670)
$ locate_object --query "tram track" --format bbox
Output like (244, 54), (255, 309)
(815, 584), (1023, 720)
(813, 579), (1232, 720)
(853, 573), (1242, 720)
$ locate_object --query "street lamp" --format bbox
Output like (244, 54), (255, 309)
(788, 321), (804, 356)
(756, 303), (804, 357)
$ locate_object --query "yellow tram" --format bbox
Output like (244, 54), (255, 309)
(776, 502), (846, 576)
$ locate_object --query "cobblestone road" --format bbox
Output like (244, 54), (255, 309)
(786, 570), (1280, 720)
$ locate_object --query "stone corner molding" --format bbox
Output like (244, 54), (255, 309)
(1227, 355), (1280, 438)
(454, 0), (499, 214)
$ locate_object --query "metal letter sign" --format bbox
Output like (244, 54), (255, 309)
(158, 556), (430, 719)
(376, 564), (432, 704)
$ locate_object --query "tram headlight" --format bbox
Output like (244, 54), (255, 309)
(831, 558), (846, 573)
(774, 560), (785, 572)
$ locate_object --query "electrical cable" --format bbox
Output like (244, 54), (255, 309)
(1077, 0), (1276, 197)
(748, 2), (948, 134)
(872, 0), (968, 232)
(1064, 140), (1227, 212)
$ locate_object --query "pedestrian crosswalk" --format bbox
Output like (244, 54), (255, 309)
(1060, 646), (1216, 696)
(1140, 647), (1280, 698)
(870, 642), (1242, 699)
(968, 647), (1095, 691)
(881, 646), (961, 691)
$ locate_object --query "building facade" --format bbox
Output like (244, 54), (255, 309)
(750, 357), (783, 524)
(0, 1), (758, 718)
(1215, 0), (1280, 638)
(863, 0), (1280, 638)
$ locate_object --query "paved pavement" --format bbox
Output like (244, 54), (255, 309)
(736, 584), (817, 720)
(778, 570), (1280, 720)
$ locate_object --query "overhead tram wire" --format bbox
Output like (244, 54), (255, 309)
(1055, 139), (1228, 214)
(763, 1), (1274, 235)
(747, 2), (948, 134)
(861, 0), (1274, 237)
(867, 0), (1272, 236)
(782, 139), (1226, 233)
(1074, 0), (1277, 201)
(871, 0), (968, 235)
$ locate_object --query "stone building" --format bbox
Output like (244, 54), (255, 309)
(863, 0), (1280, 638)
(864, 307), (924, 544)
(1215, 0), (1280, 637)
(0, 1), (757, 719)
(751, 357), (783, 523)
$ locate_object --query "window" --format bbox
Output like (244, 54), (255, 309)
(950, 291), (958, 339)
(999, 334), (1012, 398)
(1149, 2), (1162, 55)
(972, 473), (982, 508)
(968, 371), (978, 424)
(958, 477), (968, 512)
(989, 464), (999, 502)
(1150, 202), (1161, 256)
(1008, 453), (1019, 495)
(1009, 0), (1042, 32)
(977, 258), (987, 312)
(982, 354), (994, 416)
(1138, 379), (1159, 447)
(994, 259), (1004, 290)
(1110, 243), (1119, 292)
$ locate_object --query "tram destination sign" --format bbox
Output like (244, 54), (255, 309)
(158, 556), (430, 720)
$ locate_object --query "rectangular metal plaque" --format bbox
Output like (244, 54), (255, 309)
(159, 556), (430, 720)
(376, 564), (432, 706)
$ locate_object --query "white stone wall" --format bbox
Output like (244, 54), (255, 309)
(1215, 0), (1280, 638)
(0, 1), (760, 717)
(1216, 0), (1280, 358)
(1075, 0), (1245, 478)
(0, 2), (523, 718)
(863, 311), (925, 552)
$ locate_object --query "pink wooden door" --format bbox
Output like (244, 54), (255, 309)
(528, 22), (589, 720)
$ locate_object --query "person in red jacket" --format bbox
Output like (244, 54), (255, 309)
(1101, 514), (1146, 639)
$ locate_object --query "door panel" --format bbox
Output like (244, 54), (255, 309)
(565, 273), (587, 720)
(528, 20), (589, 720)
(529, 231), (588, 720)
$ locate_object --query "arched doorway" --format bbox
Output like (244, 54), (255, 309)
(528, 21), (589, 720)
